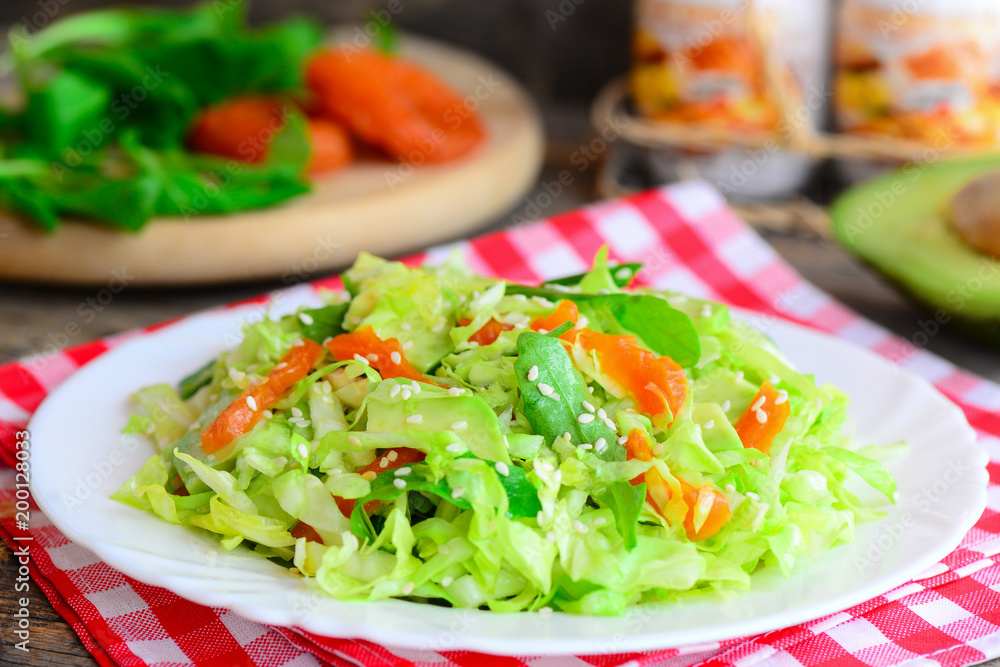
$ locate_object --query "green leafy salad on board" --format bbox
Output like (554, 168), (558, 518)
(114, 249), (899, 615)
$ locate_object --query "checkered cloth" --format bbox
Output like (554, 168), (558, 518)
(2, 182), (1000, 667)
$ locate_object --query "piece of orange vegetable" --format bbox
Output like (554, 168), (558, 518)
(307, 117), (354, 174)
(290, 521), (325, 544)
(188, 96), (354, 174)
(734, 381), (790, 454)
(305, 48), (486, 164)
(625, 428), (730, 541)
(458, 317), (513, 346)
(576, 329), (687, 427)
(530, 299), (579, 337)
(334, 447), (427, 517)
(325, 325), (425, 383)
(201, 339), (324, 454)
(187, 96), (286, 163)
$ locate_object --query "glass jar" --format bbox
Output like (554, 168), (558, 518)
(835, 0), (1000, 148)
(630, 0), (831, 199)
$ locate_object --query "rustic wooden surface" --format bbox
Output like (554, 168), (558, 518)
(2, 111), (999, 666)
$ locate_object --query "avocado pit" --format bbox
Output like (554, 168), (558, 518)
(949, 169), (1000, 258)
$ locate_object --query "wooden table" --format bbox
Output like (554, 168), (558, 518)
(3, 118), (998, 666)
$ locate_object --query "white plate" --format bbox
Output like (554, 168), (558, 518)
(29, 300), (989, 656)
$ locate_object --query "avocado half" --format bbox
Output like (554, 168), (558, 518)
(830, 155), (1000, 346)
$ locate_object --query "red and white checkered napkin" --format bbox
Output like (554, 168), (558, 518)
(3, 182), (1000, 667)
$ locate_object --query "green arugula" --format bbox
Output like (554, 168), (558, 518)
(514, 332), (644, 549)
(0, 1), (322, 231)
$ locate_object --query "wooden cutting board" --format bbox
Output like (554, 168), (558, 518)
(0, 33), (544, 287)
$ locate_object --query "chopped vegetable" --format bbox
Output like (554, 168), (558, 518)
(325, 326), (426, 383)
(305, 48), (486, 163)
(201, 339), (323, 453)
(734, 381), (790, 454)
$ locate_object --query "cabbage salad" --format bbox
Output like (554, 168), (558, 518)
(114, 249), (898, 615)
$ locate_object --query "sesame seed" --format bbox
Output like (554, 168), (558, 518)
(537, 383), (554, 396)
(348, 435), (362, 447)
(448, 387), (463, 396)
(775, 390), (789, 405)
(540, 461), (555, 473)
(441, 576), (454, 587)
(550, 392), (561, 401)
(704, 419), (715, 429)
(353, 354), (369, 365)
(546, 531), (556, 543)
(588, 386), (595, 394)
(411, 382), (421, 394)
(379, 457), (389, 468)
(563, 432), (572, 442)
(573, 520), (588, 534)
(274, 457), (289, 467)
(527, 365), (539, 382)
(725, 484), (735, 492)
(446, 443), (463, 453)
(577, 413), (595, 424)
(400, 322), (411, 331)
(755, 408), (767, 424)
(393, 478), (407, 489)
(297, 443), (310, 459)
(274, 362), (288, 370)
(538, 328), (549, 334)
(299, 312), (314, 326)
(597, 408), (607, 419)
(403, 341), (414, 350)
(582, 400), (595, 413)
(495, 462), (510, 477)
(292, 340), (304, 347)
(539, 606), (554, 616)
(291, 407), (302, 417)
(384, 451), (398, 463)
(391, 351), (402, 364)
(228, 368), (246, 381)
(747, 491), (760, 501)
(401, 388), (412, 400)
(366, 353), (379, 363)
(431, 322), (445, 333)
(722, 400), (731, 411)
(618, 436), (628, 445)
(595, 437), (607, 450)
(700, 305), (712, 318)
(362, 471), (377, 481)
(578, 443), (593, 450)
(751, 395), (767, 411)
(401, 582), (414, 595)
(321, 380), (332, 392)
(603, 418), (616, 430)
(536, 511), (545, 526)
(246, 396), (258, 411)
(451, 486), (465, 499)
(594, 517), (607, 526)
(614, 267), (632, 281)
(451, 420), (467, 430)
(405, 413), (423, 424)
(305, 475), (320, 488)
(734, 371), (744, 382)
(653, 444), (665, 457)
(553, 470), (563, 485)
(769, 376), (780, 385)
(394, 466), (411, 476)
(262, 410), (273, 420)
(390, 384), (401, 398)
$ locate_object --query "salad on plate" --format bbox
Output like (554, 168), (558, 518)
(114, 249), (898, 615)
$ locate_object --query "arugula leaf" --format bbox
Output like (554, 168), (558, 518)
(581, 295), (700, 367)
(178, 358), (216, 400)
(545, 263), (642, 289)
(293, 304), (349, 343)
(351, 467), (472, 543)
(494, 462), (542, 519)
(504, 286), (701, 367)
(514, 331), (643, 548)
